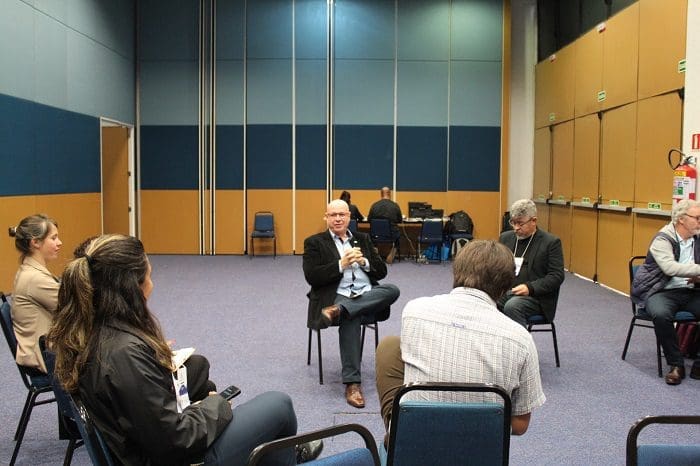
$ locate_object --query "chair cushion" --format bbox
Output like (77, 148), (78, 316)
(527, 314), (548, 324)
(251, 231), (275, 238)
(309, 447), (375, 465)
(674, 311), (698, 322)
(638, 444), (700, 466)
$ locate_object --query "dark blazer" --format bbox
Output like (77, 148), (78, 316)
(303, 230), (387, 329)
(498, 228), (565, 322)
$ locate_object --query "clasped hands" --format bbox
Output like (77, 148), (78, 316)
(341, 247), (366, 269)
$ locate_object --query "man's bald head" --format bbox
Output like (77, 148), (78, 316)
(381, 187), (391, 198)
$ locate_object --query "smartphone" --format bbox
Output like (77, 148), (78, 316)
(219, 385), (241, 401)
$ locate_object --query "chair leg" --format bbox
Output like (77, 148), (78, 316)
(621, 317), (636, 360)
(11, 390), (41, 466)
(656, 336), (663, 378)
(550, 323), (560, 368)
(273, 238), (276, 259)
(14, 391), (33, 440)
(374, 322), (380, 348)
(63, 438), (77, 466)
(307, 329), (312, 365)
(250, 237), (254, 259)
(360, 325), (366, 360)
(317, 330), (323, 385)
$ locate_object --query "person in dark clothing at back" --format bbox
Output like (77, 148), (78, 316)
(340, 191), (364, 222)
(368, 187), (403, 262)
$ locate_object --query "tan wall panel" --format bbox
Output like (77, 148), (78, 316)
(1, 194), (101, 291)
(573, 114), (600, 202)
(533, 127), (551, 201)
(632, 214), (669, 258)
(247, 189), (293, 255)
(601, 3), (639, 110)
(141, 190), (199, 254)
(575, 28), (604, 117)
(596, 210), (633, 293)
(638, 0), (687, 100)
(550, 43), (576, 124)
(214, 190), (244, 254)
(570, 207), (598, 279)
(551, 121), (574, 201)
(547, 204), (572, 270)
(600, 102), (637, 204)
(535, 59), (553, 129)
(296, 190), (328, 253)
(535, 201), (550, 232)
(635, 93), (682, 209)
(445, 191), (501, 240)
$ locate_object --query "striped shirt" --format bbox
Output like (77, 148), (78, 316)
(401, 287), (546, 416)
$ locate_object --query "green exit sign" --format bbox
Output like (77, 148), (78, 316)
(679, 59), (686, 73)
(648, 202), (661, 210)
(548, 112), (556, 122)
(597, 90), (607, 102)
(581, 197), (591, 204)
(610, 199), (620, 206)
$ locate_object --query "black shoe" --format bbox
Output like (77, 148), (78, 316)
(664, 365), (685, 385)
(691, 360), (700, 380)
(295, 439), (323, 463)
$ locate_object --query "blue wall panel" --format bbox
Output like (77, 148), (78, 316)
(334, 0), (394, 60)
(334, 125), (393, 189)
(397, 126), (447, 191)
(246, 124), (292, 189)
(247, 0), (293, 59)
(0, 93), (99, 196)
(216, 125), (244, 189)
(449, 126), (501, 191)
(296, 125), (326, 189)
(140, 125), (198, 190)
(295, 0), (327, 60)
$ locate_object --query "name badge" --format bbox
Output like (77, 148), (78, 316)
(514, 257), (524, 276)
(173, 365), (190, 413)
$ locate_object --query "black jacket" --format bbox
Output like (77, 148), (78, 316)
(78, 322), (232, 465)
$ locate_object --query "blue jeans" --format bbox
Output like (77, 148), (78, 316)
(204, 391), (297, 466)
(645, 288), (700, 367)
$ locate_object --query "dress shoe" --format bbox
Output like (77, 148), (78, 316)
(295, 439), (323, 463)
(345, 383), (365, 408)
(691, 360), (700, 380)
(320, 305), (341, 327)
(664, 365), (685, 385)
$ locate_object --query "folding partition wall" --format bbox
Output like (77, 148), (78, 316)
(138, 0), (506, 255)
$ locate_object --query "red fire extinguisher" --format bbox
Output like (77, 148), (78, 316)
(669, 148), (696, 203)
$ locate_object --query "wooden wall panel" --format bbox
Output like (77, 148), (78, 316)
(1, 194), (101, 291)
(247, 190), (293, 255)
(296, 190), (328, 253)
(633, 214), (669, 258)
(533, 127), (551, 202)
(574, 27), (603, 117)
(601, 3), (639, 110)
(570, 207), (598, 279)
(551, 43), (576, 124)
(638, 0), (687, 100)
(596, 210), (633, 293)
(634, 93), (682, 209)
(548, 204), (572, 270)
(535, 201), (550, 233)
(214, 190), (244, 254)
(573, 114), (600, 202)
(551, 121), (574, 201)
(141, 190), (199, 254)
(600, 102), (637, 204)
(535, 59), (553, 129)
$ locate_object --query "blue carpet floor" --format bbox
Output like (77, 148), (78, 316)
(1, 255), (698, 465)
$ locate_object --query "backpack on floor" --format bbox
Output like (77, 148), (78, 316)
(451, 237), (470, 259)
(445, 210), (474, 236)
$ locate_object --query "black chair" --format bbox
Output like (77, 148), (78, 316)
(417, 219), (444, 263)
(250, 211), (276, 258)
(384, 382), (511, 466)
(623, 256), (699, 377)
(69, 396), (115, 466)
(307, 307), (390, 385)
(626, 415), (700, 466)
(348, 218), (358, 234)
(1, 292), (57, 466)
(526, 314), (560, 367)
(369, 218), (399, 261)
(249, 423), (380, 466)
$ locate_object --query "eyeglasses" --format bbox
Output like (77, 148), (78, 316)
(684, 214), (700, 222)
(509, 217), (534, 228)
(326, 212), (349, 219)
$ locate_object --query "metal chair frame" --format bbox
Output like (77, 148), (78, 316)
(626, 415), (700, 466)
(250, 211), (276, 258)
(526, 314), (561, 367)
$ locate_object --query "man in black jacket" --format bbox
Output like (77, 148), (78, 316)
(498, 199), (565, 327)
(303, 200), (400, 408)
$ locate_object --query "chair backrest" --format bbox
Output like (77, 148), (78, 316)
(70, 396), (115, 466)
(349, 218), (358, 234)
(248, 423), (380, 466)
(626, 415), (700, 466)
(254, 211), (275, 232)
(386, 382), (511, 466)
(419, 219), (443, 242)
(369, 218), (393, 241)
(629, 256), (646, 313)
(0, 292), (18, 358)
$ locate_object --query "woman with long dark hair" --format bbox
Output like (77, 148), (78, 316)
(48, 234), (307, 465)
(10, 213), (62, 373)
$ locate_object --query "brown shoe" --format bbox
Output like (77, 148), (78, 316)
(320, 305), (341, 327)
(345, 383), (365, 408)
(664, 365), (685, 385)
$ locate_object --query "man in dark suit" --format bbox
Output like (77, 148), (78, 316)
(303, 199), (400, 408)
(498, 199), (565, 327)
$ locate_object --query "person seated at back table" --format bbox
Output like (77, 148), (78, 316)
(368, 186), (403, 263)
(340, 190), (364, 222)
(497, 199), (565, 327)
(48, 234), (322, 465)
(375, 240), (545, 438)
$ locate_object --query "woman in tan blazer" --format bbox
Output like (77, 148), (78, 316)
(10, 214), (62, 373)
